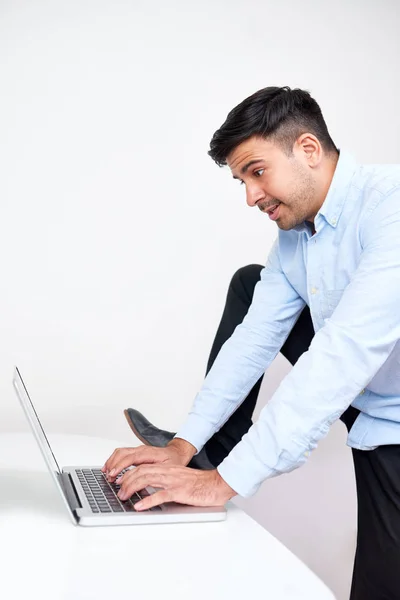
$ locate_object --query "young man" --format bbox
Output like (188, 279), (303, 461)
(103, 86), (400, 599)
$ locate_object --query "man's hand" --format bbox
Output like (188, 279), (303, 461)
(101, 438), (197, 482)
(116, 465), (237, 511)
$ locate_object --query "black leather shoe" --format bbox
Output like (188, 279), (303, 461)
(124, 408), (175, 447)
(124, 408), (215, 470)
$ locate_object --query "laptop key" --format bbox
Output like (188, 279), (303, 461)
(129, 494), (141, 504)
(79, 469), (153, 514)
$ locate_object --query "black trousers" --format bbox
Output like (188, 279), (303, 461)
(203, 265), (400, 600)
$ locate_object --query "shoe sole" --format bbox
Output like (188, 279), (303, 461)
(123, 409), (152, 447)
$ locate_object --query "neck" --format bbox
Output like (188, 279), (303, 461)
(308, 153), (340, 223)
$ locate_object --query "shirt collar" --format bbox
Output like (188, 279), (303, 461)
(315, 149), (358, 229)
(293, 150), (358, 234)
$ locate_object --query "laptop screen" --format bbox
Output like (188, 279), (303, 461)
(13, 367), (62, 475)
(13, 366), (76, 523)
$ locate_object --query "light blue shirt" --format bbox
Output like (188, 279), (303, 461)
(176, 151), (400, 498)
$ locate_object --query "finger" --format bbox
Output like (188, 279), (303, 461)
(109, 446), (170, 479)
(124, 445), (166, 465)
(135, 490), (171, 511)
(117, 468), (157, 498)
(119, 463), (174, 484)
(109, 460), (155, 485)
(107, 460), (137, 482)
(103, 447), (135, 474)
(117, 464), (183, 493)
(118, 472), (171, 501)
(106, 448), (141, 478)
(102, 447), (121, 472)
(114, 465), (137, 484)
(119, 464), (187, 488)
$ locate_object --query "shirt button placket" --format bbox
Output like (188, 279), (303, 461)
(307, 233), (321, 326)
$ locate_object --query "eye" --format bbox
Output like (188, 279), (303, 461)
(254, 169), (264, 178)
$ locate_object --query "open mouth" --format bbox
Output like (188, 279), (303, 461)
(266, 202), (281, 220)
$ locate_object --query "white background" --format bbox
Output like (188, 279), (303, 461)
(1, 1), (399, 598)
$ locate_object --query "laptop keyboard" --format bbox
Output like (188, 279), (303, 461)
(76, 468), (161, 513)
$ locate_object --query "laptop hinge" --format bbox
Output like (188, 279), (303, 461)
(58, 472), (82, 512)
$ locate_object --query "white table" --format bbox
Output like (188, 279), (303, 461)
(0, 433), (335, 600)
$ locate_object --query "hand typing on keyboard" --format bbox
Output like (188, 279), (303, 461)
(101, 441), (236, 511)
(102, 439), (197, 482)
(114, 464), (237, 511)
(76, 469), (161, 513)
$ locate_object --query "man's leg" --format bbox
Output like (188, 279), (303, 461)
(350, 444), (400, 599)
(340, 407), (400, 600)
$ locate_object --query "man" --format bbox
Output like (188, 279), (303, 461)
(103, 86), (400, 599)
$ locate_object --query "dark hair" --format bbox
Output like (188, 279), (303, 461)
(208, 86), (338, 166)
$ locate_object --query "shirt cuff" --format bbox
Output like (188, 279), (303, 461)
(216, 441), (276, 498)
(174, 413), (216, 455)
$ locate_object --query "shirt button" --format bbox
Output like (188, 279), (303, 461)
(331, 218), (337, 226)
(311, 287), (318, 295)
(360, 389), (365, 395)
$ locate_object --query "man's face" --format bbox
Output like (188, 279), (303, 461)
(227, 136), (318, 230)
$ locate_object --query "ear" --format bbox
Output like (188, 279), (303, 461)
(294, 134), (322, 167)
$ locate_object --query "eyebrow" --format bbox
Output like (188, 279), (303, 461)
(232, 159), (265, 179)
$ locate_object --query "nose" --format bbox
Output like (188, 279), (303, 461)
(246, 184), (266, 208)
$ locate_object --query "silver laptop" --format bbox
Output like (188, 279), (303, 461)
(13, 367), (227, 527)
